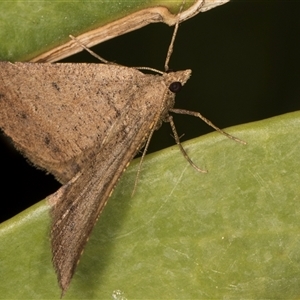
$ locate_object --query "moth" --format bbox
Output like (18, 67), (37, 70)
(0, 22), (244, 296)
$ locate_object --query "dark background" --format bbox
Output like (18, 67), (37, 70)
(1, 0), (300, 222)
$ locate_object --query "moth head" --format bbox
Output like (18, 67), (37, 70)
(169, 81), (182, 93)
(164, 69), (192, 93)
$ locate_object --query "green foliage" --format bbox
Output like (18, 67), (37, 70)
(1, 112), (300, 299)
(0, 0), (193, 61)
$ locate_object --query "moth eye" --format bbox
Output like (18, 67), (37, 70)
(169, 81), (182, 93)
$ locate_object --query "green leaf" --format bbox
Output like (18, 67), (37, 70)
(0, 0), (215, 62)
(1, 111), (300, 299)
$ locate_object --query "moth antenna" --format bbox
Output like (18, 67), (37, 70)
(168, 115), (208, 173)
(131, 126), (156, 197)
(164, 2), (185, 72)
(69, 35), (116, 65)
(169, 108), (247, 145)
(69, 35), (165, 75)
(134, 66), (164, 75)
(164, 21), (179, 72)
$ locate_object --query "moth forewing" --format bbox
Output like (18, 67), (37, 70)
(0, 59), (192, 294)
(0, 63), (188, 183)
(48, 68), (191, 294)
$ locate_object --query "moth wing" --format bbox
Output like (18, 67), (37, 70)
(48, 73), (170, 294)
(0, 62), (160, 183)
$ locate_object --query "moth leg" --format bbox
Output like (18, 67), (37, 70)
(131, 126), (156, 196)
(169, 108), (247, 145)
(167, 114), (207, 173)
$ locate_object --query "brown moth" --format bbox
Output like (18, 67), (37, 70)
(0, 22), (244, 296)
